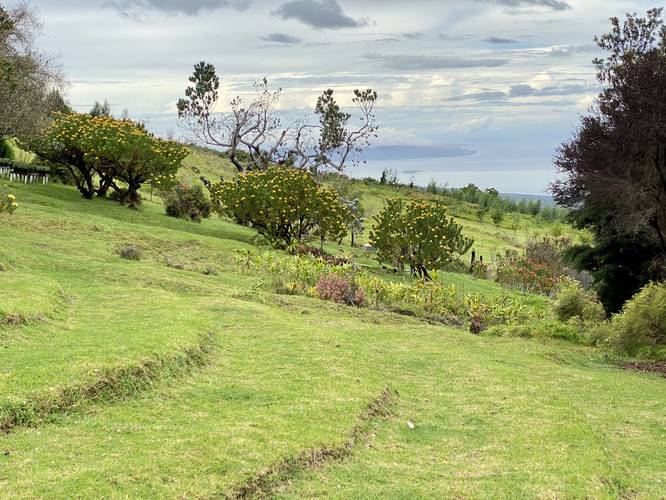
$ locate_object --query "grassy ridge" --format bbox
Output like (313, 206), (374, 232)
(0, 159), (664, 497)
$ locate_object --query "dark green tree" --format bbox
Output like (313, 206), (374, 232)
(552, 8), (666, 311)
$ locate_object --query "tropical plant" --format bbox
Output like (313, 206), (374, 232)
(369, 199), (473, 280)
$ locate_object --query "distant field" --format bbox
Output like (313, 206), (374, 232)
(0, 162), (664, 497)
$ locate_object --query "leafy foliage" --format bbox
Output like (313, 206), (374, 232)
(612, 282), (666, 357)
(0, 3), (63, 142)
(369, 199), (473, 279)
(36, 113), (188, 207)
(0, 190), (17, 214)
(234, 250), (532, 333)
(208, 167), (350, 249)
(161, 183), (211, 223)
(552, 278), (606, 323)
(552, 8), (666, 311)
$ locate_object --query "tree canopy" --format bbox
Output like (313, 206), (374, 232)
(552, 8), (666, 311)
(0, 3), (63, 141)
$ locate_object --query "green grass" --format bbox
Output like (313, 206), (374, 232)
(0, 176), (664, 498)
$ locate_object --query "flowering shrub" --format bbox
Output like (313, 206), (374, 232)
(161, 183), (211, 223)
(0, 191), (17, 214)
(315, 275), (366, 306)
(37, 113), (188, 207)
(234, 250), (532, 332)
(369, 199), (473, 279)
(495, 252), (559, 295)
(209, 167), (350, 249)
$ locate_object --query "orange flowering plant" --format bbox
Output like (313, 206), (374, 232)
(369, 199), (473, 280)
(208, 166), (350, 249)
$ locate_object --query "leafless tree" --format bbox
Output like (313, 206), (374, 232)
(177, 61), (378, 174)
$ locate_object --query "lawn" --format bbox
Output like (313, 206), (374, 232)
(0, 178), (664, 498)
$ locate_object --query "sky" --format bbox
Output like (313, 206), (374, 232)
(27, 0), (658, 193)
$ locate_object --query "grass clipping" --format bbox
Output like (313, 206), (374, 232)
(0, 332), (217, 433)
(229, 387), (396, 499)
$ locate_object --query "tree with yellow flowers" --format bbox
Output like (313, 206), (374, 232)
(36, 112), (188, 208)
(369, 199), (473, 280)
(208, 166), (349, 249)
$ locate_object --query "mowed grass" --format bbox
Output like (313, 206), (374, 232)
(0, 180), (664, 498)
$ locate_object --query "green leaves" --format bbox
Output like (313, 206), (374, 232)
(369, 199), (473, 278)
(208, 166), (350, 249)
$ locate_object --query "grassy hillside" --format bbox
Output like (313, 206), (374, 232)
(0, 172), (664, 497)
(177, 147), (584, 261)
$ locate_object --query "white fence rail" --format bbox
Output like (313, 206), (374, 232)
(0, 166), (49, 184)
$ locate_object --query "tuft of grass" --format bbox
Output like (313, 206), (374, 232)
(117, 244), (142, 261)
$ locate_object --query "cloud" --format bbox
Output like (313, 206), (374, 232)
(272, 0), (369, 29)
(261, 33), (302, 44)
(544, 44), (598, 56)
(509, 83), (593, 97)
(364, 53), (508, 70)
(477, 0), (571, 11)
(105, 0), (249, 17)
(402, 32), (424, 40)
(447, 82), (594, 102)
(447, 90), (507, 101)
(484, 36), (518, 44)
(508, 84), (534, 97)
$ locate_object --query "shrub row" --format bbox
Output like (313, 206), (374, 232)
(487, 278), (666, 360)
(234, 250), (533, 333)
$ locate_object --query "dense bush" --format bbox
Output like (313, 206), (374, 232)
(483, 320), (586, 344)
(208, 167), (350, 249)
(526, 236), (570, 272)
(162, 183), (211, 223)
(315, 275), (366, 306)
(552, 278), (606, 323)
(369, 199), (473, 280)
(36, 113), (188, 207)
(0, 191), (17, 214)
(495, 236), (573, 294)
(495, 252), (559, 295)
(612, 282), (666, 357)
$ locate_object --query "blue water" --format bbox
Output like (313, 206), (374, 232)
(352, 156), (558, 195)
